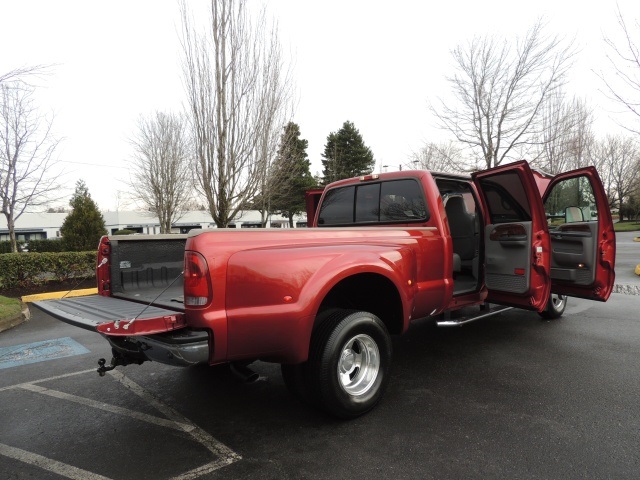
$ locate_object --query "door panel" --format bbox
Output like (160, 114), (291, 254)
(549, 223), (597, 285)
(485, 222), (532, 294)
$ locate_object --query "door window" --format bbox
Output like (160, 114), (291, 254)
(477, 172), (532, 224)
(544, 176), (597, 227)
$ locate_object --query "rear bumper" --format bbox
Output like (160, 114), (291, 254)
(105, 329), (210, 367)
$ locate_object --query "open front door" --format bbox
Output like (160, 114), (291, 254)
(473, 161), (551, 311)
(542, 167), (616, 301)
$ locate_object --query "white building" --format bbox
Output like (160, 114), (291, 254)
(0, 210), (308, 242)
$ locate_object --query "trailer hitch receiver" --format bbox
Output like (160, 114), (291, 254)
(97, 350), (146, 376)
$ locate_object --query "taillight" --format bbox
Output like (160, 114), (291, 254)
(184, 251), (212, 307)
(97, 236), (111, 296)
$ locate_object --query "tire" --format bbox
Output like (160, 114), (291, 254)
(281, 309), (340, 408)
(539, 293), (567, 320)
(307, 310), (392, 419)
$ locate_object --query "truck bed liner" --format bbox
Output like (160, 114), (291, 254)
(112, 285), (184, 310)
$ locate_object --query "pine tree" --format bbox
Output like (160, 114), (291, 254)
(269, 122), (315, 226)
(321, 121), (375, 184)
(60, 180), (107, 251)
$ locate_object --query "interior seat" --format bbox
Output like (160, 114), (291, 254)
(445, 196), (476, 270)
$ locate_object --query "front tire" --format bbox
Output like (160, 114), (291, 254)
(308, 310), (392, 419)
(539, 293), (567, 320)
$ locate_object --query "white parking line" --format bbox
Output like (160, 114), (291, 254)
(0, 368), (96, 393)
(170, 458), (239, 480)
(0, 442), (113, 480)
(109, 370), (242, 473)
(19, 383), (195, 433)
(1, 368), (241, 479)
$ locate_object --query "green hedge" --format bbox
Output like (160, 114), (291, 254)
(25, 239), (66, 252)
(0, 241), (26, 253)
(0, 251), (96, 290)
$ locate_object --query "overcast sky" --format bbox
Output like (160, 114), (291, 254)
(1, 0), (638, 211)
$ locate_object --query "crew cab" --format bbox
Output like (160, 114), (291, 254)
(32, 161), (615, 418)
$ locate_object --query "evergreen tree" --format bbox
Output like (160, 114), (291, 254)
(269, 122), (315, 226)
(60, 180), (107, 251)
(321, 121), (375, 184)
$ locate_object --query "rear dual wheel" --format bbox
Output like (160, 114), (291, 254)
(281, 310), (392, 419)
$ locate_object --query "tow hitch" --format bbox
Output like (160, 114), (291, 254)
(97, 350), (146, 376)
(97, 358), (117, 376)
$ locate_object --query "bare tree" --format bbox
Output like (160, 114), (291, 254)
(599, 6), (640, 134)
(431, 19), (575, 169)
(180, 0), (293, 228)
(0, 80), (61, 252)
(409, 141), (468, 173)
(0, 65), (51, 86)
(537, 93), (596, 173)
(129, 111), (192, 234)
(564, 98), (597, 170)
(595, 135), (640, 217)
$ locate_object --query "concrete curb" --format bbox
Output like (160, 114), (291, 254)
(0, 302), (30, 333)
(21, 288), (98, 303)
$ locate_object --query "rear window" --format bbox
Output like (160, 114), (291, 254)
(318, 179), (429, 226)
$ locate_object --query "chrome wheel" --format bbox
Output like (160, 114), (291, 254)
(337, 334), (380, 397)
(307, 309), (392, 418)
(540, 293), (567, 319)
(550, 294), (566, 312)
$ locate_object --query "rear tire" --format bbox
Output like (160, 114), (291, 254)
(539, 294), (567, 320)
(307, 309), (392, 419)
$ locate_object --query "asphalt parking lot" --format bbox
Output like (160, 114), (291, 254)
(1, 287), (639, 479)
(613, 231), (640, 291)
(1, 232), (638, 479)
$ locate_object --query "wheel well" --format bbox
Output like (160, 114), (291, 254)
(317, 273), (404, 335)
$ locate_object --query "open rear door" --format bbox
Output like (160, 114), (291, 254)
(542, 167), (616, 301)
(473, 161), (551, 311)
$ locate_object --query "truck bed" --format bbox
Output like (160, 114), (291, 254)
(114, 285), (184, 310)
(107, 235), (187, 310)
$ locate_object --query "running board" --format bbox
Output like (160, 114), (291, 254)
(437, 305), (513, 327)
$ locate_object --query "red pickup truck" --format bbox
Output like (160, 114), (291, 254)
(33, 161), (616, 418)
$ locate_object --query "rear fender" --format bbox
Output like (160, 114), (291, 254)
(304, 247), (415, 327)
(224, 245), (415, 363)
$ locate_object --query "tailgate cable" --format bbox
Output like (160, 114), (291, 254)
(118, 271), (185, 331)
(61, 258), (109, 300)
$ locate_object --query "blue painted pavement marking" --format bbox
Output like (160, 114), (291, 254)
(0, 337), (90, 370)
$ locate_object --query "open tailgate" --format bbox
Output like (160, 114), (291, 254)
(31, 295), (185, 335)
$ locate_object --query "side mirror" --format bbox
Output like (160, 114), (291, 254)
(565, 206), (584, 223)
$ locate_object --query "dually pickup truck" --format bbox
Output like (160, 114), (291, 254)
(32, 161), (616, 418)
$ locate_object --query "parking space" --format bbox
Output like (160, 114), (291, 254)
(1, 366), (239, 479)
(1, 294), (640, 479)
